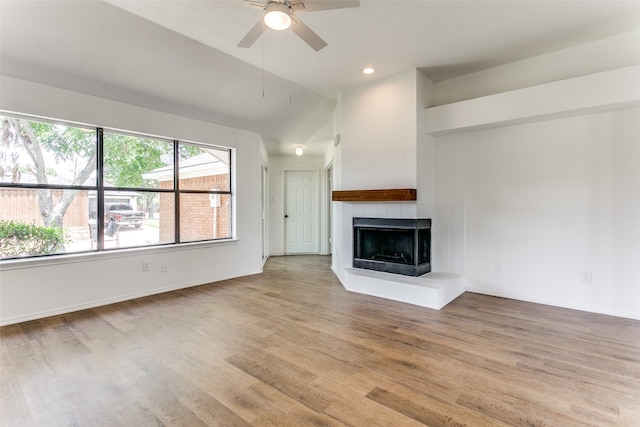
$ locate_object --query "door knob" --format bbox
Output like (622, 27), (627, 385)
(284, 215), (288, 218)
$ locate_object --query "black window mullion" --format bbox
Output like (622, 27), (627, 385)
(228, 149), (233, 237)
(174, 140), (180, 243)
(96, 128), (105, 250)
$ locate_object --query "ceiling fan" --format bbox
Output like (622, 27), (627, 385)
(237, 0), (360, 51)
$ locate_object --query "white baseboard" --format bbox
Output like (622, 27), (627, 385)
(466, 286), (640, 321)
(0, 267), (263, 326)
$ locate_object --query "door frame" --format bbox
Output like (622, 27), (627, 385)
(260, 161), (269, 264)
(282, 168), (320, 254)
(325, 162), (333, 255)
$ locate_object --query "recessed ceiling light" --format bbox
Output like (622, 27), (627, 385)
(362, 67), (375, 75)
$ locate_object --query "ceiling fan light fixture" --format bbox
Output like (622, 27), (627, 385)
(264, 2), (291, 30)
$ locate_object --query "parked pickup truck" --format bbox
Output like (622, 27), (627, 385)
(105, 203), (144, 228)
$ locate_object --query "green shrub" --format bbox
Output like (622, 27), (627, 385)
(0, 221), (64, 258)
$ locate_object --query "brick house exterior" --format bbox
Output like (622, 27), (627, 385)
(148, 151), (231, 243)
(158, 174), (230, 242)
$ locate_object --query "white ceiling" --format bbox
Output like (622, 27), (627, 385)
(1, 0), (639, 155)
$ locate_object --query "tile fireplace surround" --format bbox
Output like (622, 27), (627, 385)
(333, 196), (466, 310)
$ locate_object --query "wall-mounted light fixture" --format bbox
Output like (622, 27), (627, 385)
(295, 146), (304, 156)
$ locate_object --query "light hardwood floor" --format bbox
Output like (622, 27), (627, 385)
(1, 255), (639, 426)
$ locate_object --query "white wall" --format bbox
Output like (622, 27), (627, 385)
(425, 32), (640, 319)
(340, 70), (419, 190)
(435, 107), (640, 319)
(267, 154), (328, 255)
(0, 76), (263, 325)
(416, 70), (436, 217)
(328, 102), (343, 270)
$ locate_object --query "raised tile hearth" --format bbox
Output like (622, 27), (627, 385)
(342, 267), (465, 310)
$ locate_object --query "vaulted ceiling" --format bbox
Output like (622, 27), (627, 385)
(1, 1), (639, 155)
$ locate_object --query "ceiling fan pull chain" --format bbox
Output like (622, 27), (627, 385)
(289, 25), (293, 104)
(262, 24), (266, 98)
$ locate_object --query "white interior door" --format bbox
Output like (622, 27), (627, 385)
(284, 170), (318, 254)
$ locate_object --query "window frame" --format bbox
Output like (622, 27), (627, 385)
(0, 112), (234, 260)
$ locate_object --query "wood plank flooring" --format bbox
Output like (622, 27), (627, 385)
(1, 255), (639, 426)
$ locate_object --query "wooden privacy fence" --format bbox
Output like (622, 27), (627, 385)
(0, 188), (89, 228)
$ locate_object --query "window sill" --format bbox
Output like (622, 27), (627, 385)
(0, 239), (238, 271)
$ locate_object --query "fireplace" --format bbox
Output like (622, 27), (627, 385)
(353, 218), (431, 277)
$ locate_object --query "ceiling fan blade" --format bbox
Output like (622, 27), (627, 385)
(243, 0), (265, 8)
(237, 18), (265, 48)
(290, 16), (327, 51)
(291, 0), (359, 13)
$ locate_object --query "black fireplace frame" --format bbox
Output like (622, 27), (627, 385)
(353, 217), (431, 277)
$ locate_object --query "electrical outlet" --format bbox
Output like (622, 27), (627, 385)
(161, 264), (168, 273)
(142, 262), (150, 272)
(494, 261), (502, 272)
(582, 272), (592, 283)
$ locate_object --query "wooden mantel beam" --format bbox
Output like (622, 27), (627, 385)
(331, 189), (416, 202)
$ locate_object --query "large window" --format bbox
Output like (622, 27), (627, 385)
(0, 113), (232, 259)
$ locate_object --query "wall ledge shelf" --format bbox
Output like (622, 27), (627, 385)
(424, 65), (640, 135)
(332, 189), (416, 202)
